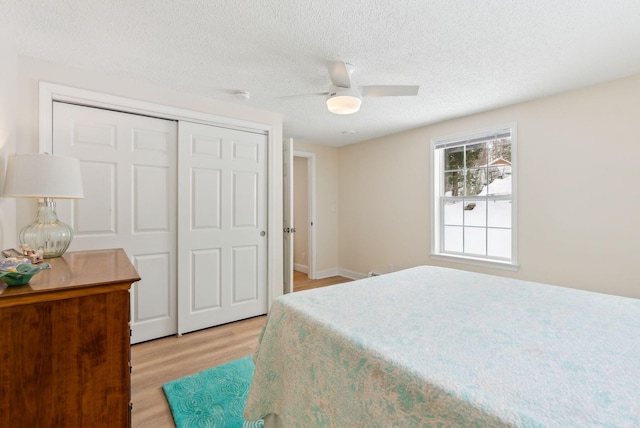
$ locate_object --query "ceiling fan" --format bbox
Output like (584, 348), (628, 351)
(280, 60), (420, 115)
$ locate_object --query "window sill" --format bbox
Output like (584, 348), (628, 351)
(430, 253), (519, 271)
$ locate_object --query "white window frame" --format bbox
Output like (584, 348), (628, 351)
(430, 123), (518, 271)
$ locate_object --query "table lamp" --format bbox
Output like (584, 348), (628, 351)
(3, 153), (84, 258)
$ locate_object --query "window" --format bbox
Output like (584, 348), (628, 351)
(431, 124), (517, 269)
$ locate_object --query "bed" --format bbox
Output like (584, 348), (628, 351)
(244, 266), (640, 427)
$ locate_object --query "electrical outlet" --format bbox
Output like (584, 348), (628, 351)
(388, 264), (394, 273)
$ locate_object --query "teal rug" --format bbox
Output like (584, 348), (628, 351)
(162, 355), (264, 428)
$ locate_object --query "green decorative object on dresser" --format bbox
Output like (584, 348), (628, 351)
(0, 262), (50, 286)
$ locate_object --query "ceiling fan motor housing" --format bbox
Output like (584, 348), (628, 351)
(326, 86), (362, 114)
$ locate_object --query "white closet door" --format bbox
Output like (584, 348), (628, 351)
(177, 121), (268, 335)
(52, 102), (178, 344)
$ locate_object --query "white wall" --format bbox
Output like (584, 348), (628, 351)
(339, 73), (640, 298)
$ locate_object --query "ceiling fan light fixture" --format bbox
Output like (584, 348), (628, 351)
(326, 87), (362, 114)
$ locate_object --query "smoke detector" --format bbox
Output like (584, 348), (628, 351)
(234, 91), (250, 101)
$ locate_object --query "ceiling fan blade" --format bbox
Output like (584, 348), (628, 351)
(275, 92), (328, 99)
(359, 85), (419, 97)
(327, 60), (352, 88)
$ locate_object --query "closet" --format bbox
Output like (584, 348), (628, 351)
(52, 101), (268, 343)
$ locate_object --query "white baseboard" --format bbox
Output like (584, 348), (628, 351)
(312, 268), (369, 281)
(296, 266), (369, 281)
(293, 263), (308, 274)
(314, 268), (339, 279)
(337, 268), (368, 280)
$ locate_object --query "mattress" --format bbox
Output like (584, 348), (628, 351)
(244, 266), (640, 427)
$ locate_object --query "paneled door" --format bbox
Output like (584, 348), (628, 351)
(52, 102), (178, 344)
(177, 121), (268, 335)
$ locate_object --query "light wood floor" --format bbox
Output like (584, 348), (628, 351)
(131, 271), (351, 427)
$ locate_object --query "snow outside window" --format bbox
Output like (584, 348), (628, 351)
(431, 124), (517, 269)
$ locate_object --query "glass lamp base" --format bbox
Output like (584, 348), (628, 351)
(19, 200), (74, 258)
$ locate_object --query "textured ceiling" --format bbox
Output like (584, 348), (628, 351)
(2, 0), (640, 146)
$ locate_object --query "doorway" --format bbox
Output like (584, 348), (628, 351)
(292, 151), (316, 282)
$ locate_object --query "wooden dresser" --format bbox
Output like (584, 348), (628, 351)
(0, 248), (140, 427)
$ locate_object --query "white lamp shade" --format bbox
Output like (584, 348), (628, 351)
(326, 86), (362, 115)
(326, 95), (362, 114)
(3, 153), (84, 199)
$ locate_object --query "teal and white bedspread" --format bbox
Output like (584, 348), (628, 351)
(244, 266), (640, 427)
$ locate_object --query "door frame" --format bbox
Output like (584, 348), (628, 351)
(38, 81), (282, 309)
(293, 150), (316, 280)
(283, 138), (293, 294)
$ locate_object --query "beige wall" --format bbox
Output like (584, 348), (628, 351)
(339, 73), (640, 298)
(339, 130), (430, 277)
(293, 156), (309, 270)
(15, 55), (281, 154)
(6, 53), (640, 298)
(293, 140), (340, 277)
